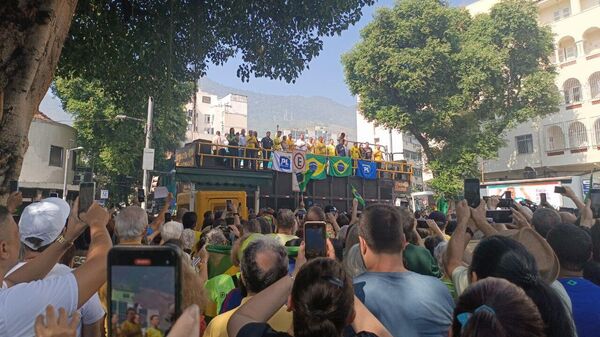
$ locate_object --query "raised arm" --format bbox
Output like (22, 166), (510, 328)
(562, 186), (586, 211)
(149, 193), (173, 231)
(73, 203), (112, 308)
(5, 198), (87, 287)
(445, 200), (473, 277)
(470, 200), (498, 237)
(350, 198), (359, 225)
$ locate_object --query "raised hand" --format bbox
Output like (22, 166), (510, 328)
(34, 306), (80, 337)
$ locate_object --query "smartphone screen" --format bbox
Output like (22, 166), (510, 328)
(138, 189), (145, 203)
(555, 186), (566, 194)
(464, 179), (481, 208)
(108, 246), (181, 337)
(540, 193), (547, 204)
(79, 182), (96, 213)
(304, 221), (326, 259)
(590, 189), (600, 218)
(226, 200), (232, 212)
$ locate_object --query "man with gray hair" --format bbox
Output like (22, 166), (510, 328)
(532, 207), (562, 238)
(204, 237), (291, 337)
(115, 206), (148, 245)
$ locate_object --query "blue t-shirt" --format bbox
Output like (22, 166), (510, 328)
(559, 277), (600, 337)
(354, 271), (454, 337)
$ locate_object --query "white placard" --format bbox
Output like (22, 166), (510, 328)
(142, 148), (155, 170)
(100, 189), (109, 199)
(154, 186), (168, 199)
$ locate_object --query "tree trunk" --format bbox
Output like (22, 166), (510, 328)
(0, 0), (78, 202)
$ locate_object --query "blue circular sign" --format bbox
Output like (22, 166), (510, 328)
(309, 162), (318, 171)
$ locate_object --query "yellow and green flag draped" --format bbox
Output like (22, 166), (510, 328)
(305, 154), (327, 180)
(328, 156), (352, 177)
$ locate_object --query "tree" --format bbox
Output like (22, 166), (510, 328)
(0, 0), (375, 200)
(343, 0), (560, 195)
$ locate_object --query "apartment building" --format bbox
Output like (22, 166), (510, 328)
(185, 89), (248, 142)
(467, 0), (600, 180)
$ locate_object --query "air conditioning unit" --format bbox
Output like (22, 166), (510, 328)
(523, 166), (537, 179)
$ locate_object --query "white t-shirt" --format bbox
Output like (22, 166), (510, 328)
(0, 272), (78, 337)
(295, 139), (307, 151)
(5, 263), (105, 337)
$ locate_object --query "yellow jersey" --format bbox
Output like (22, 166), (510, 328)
(287, 139), (295, 151)
(314, 141), (327, 155)
(273, 136), (283, 151)
(374, 149), (384, 161)
(326, 144), (336, 156)
(350, 146), (361, 159)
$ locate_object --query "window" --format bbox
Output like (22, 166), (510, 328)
(515, 134), (534, 154)
(568, 121), (588, 148)
(202, 96), (211, 104)
(403, 150), (422, 162)
(564, 45), (577, 60)
(553, 10), (561, 21)
(562, 7), (571, 17)
(49, 145), (64, 167)
(546, 125), (566, 151)
(204, 114), (212, 124)
(594, 119), (600, 145)
(187, 109), (193, 118)
(563, 78), (582, 104)
(590, 72), (600, 99)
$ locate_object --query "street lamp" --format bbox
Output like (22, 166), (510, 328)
(62, 146), (84, 200)
(115, 99), (154, 209)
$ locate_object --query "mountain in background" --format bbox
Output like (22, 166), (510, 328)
(198, 78), (357, 140)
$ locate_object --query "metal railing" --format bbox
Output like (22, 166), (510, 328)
(195, 142), (413, 177)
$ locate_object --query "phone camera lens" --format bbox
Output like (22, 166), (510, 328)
(166, 260), (170, 265)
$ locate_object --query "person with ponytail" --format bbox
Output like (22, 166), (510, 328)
(227, 242), (392, 337)
(452, 277), (546, 337)
(469, 236), (576, 337)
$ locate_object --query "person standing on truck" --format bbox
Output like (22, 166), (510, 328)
(326, 139), (336, 157)
(281, 135), (289, 151)
(273, 131), (283, 151)
(287, 134), (295, 151)
(247, 131), (260, 170)
(295, 133), (308, 152)
(261, 131), (274, 169)
(314, 136), (327, 155)
(336, 138), (347, 157)
(227, 128), (239, 168)
(213, 131), (226, 166)
(239, 129), (248, 168)
(307, 137), (315, 153)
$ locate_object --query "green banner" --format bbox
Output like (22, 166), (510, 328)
(305, 154), (327, 180)
(328, 156), (352, 177)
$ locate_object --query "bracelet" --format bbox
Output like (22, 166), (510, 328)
(56, 235), (74, 247)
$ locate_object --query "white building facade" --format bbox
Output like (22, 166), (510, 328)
(18, 112), (80, 199)
(185, 89), (248, 142)
(467, 0), (600, 180)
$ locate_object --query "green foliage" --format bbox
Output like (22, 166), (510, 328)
(53, 0), (374, 193)
(343, 0), (560, 195)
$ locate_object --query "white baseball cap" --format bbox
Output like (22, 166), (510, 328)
(19, 197), (70, 250)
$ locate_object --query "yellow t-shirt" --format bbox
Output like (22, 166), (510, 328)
(121, 321), (143, 337)
(247, 136), (258, 149)
(203, 297), (293, 337)
(314, 141), (327, 155)
(273, 136), (283, 151)
(286, 139), (295, 151)
(326, 144), (336, 156)
(145, 327), (164, 337)
(374, 149), (384, 161)
(350, 146), (361, 159)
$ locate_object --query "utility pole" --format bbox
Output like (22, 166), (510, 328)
(141, 97), (154, 209)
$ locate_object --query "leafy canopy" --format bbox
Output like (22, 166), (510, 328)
(343, 0), (559, 195)
(54, 0), (375, 188)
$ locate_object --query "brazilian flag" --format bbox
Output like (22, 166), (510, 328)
(305, 154), (327, 180)
(328, 156), (352, 177)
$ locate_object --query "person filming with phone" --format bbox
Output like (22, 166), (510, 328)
(0, 196), (112, 337)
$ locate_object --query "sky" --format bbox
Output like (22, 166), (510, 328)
(41, 0), (476, 121)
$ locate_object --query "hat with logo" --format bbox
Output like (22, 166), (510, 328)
(19, 198), (70, 250)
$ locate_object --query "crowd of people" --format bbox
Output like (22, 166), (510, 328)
(2, 183), (600, 337)
(211, 129), (386, 169)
